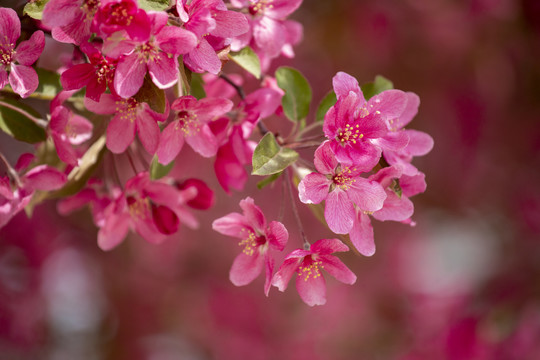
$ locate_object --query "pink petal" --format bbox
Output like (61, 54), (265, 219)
(239, 197), (266, 232)
(332, 71), (362, 100)
(184, 39), (222, 75)
(42, 0), (80, 28)
(0, 8), (20, 44)
(148, 54), (178, 90)
(368, 90), (408, 119)
(83, 94), (117, 114)
(156, 26), (197, 55)
(23, 165), (66, 191)
(229, 252), (264, 286)
(156, 121), (185, 165)
(349, 212), (376, 256)
(60, 63), (96, 91)
(405, 130), (434, 156)
(264, 254), (274, 296)
(177, 178), (215, 210)
(194, 97), (233, 121)
(212, 212), (251, 238)
(14, 31), (44, 66)
(136, 110), (160, 154)
(313, 141), (338, 174)
(114, 53), (147, 98)
(152, 204), (180, 235)
(66, 114), (93, 145)
(296, 270), (326, 306)
(310, 238), (350, 254)
(376, 131), (409, 152)
(14, 153), (35, 172)
(272, 257), (301, 292)
(212, 10), (249, 38)
(52, 133), (79, 166)
(373, 192), (414, 222)
(347, 178), (387, 212)
(325, 190), (355, 234)
(253, 16), (285, 58)
(106, 114), (136, 153)
(184, 124), (218, 157)
(9, 65), (38, 98)
(395, 92), (420, 129)
(298, 173), (330, 205)
(57, 188), (97, 215)
(133, 216), (168, 244)
(319, 254), (357, 284)
(266, 221), (288, 251)
(266, 0), (303, 18)
(214, 142), (248, 193)
(400, 173), (427, 197)
(0, 69), (8, 90)
(98, 211), (130, 251)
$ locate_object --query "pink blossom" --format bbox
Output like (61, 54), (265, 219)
(49, 105), (93, 166)
(42, 0), (100, 45)
(60, 43), (117, 101)
(156, 95), (232, 164)
(0, 8), (44, 98)
(272, 238), (356, 306)
(298, 141), (387, 234)
(113, 11), (197, 98)
(92, 0), (151, 42)
(85, 94), (168, 154)
(212, 197), (288, 295)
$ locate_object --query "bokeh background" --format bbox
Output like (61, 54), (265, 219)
(1, 0), (540, 359)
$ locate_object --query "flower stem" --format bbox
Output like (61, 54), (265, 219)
(286, 168), (310, 249)
(0, 152), (22, 188)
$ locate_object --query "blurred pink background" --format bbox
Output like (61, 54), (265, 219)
(1, 0), (540, 359)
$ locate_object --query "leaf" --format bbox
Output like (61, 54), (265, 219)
(252, 133), (298, 176)
(0, 99), (46, 144)
(134, 75), (167, 113)
(256, 171), (282, 189)
(137, 0), (170, 11)
(150, 156), (174, 180)
(315, 90), (337, 122)
(360, 75), (394, 101)
(275, 66), (312, 122)
(23, 0), (50, 20)
(35, 68), (62, 99)
(190, 73), (206, 100)
(228, 46), (261, 79)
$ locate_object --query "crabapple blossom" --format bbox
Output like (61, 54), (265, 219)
(42, 0), (100, 45)
(272, 238), (356, 306)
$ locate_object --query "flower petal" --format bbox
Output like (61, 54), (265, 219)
(14, 31), (44, 66)
(347, 178), (387, 212)
(148, 54), (178, 90)
(272, 257), (301, 292)
(298, 173), (330, 205)
(349, 212), (376, 256)
(106, 114), (136, 153)
(0, 8), (20, 44)
(325, 190), (355, 234)
(296, 270), (326, 306)
(230, 252), (264, 286)
(332, 71), (363, 100)
(212, 212), (251, 238)
(239, 197), (266, 232)
(114, 53), (147, 98)
(320, 254), (356, 284)
(9, 65), (38, 98)
(266, 221), (288, 251)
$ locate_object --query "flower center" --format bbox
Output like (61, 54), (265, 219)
(249, 0), (274, 16)
(337, 123), (363, 145)
(0, 39), (15, 68)
(83, 0), (100, 19)
(127, 196), (149, 220)
(137, 42), (161, 63)
(175, 111), (200, 136)
(298, 256), (323, 281)
(332, 167), (356, 191)
(116, 98), (139, 123)
(106, 3), (134, 26)
(238, 229), (265, 256)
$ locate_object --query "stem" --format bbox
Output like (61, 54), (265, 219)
(0, 152), (22, 188)
(125, 150), (139, 175)
(296, 121), (323, 139)
(0, 99), (48, 128)
(284, 140), (324, 150)
(286, 168), (310, 249)
(219, 74), (245, 100)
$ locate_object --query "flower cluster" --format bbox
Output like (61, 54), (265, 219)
(0, 1), (432, 307)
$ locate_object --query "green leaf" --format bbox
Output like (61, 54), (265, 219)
(275, 66), (312, 122)
(360, 75), (394, 101)
(0, 99), (46, 144)
(190, 73), (206, 100)
(315, 90), (337, 122)
(150, 156), (174, 180)
(23, 0), (50, 20)
(134, 76), (167, 113)
(228, 46), (261, 79)
(252, 133), (298, 176)
(137, 0), (170, 11)
(35, 68), (62, 99)
(256, 171), (282, 189)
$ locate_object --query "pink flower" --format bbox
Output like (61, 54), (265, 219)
(113, 11), (197, 98)
(0, 8), (44, 98)
(298, 141), (387, 234)
(212, 197), (288, 295)
(60, 43), (117, 101)
(181, 0), (249, 74)
(92, 0), (151, 42)
(272, 238), (356, 306)
(49, 105), (93, 166)
(85, 94), (168, 154)
(156, 95), (232, 164)
(42, 0), (100, 45)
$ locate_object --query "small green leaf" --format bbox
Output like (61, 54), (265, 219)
(150, 156), (174, 180)
(134, 76), (167, 113)
(256, 171), (282, 189)
(35, 68), (62, 99)
(24, 0), (50, 20)
(252, 133), (298, 176)
(0, 99), (46, 144)
(190, 73), (206, 100)
(275, 66), (312, 122)
(360, 75), (394, 101)
(228, 46), (261, 79)
(315, 90), (337, 122)
(137, 0), (170, 11)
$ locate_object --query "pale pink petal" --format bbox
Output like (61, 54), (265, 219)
(184, 125), (218, 157)
(106, 115), (136, 153)
(253, 16), (285, 58)
(136, 111), (160, 154)
(405, 130), (434, 156)
(375, 131), (409, 152)
(156, 26), (197, 55)
(98, 211), (130, 251)
(9, 65), (38, 98)
(52, 133), (78, 166)
(14, 31), (44, 66)
(133, 217), (168, 244)
(23, 165), (66, 191)
(51, 13), (92, 45)
(310, 238), (350, 254)
(298, 173), (330, 205)
(212, 212), (251, 238)
(67, 114), (93, 145)
(325, 190), (355, 234)
(266, 0), (303, 18)
(184, 39), (222, 75)
(395, 92), (420, 129)
(0, 8), (20, 44)
(212, 10), (249, 38)
(229, 252), (264, 286)
(114, 53), (147, 98)
(347, 178), (387, 212)
(264, 254), (274, 296)
(349, 212), (375, 256)
(373, 192), (414, 222)
(400, 173), (427, 197)
(368, 90), (408, 119)
(156, 121), (185, 165)
(194, 97), (233, 121)
(42, 0), (80, 28)
(57, 188), (97, 215)
(0, 69), (8, 90)
(266, 221), (288, 251)
(319, 254), (356, 284)
(148, 54), (178, 89)
(296, 270), (326, 306)
(313, 141), (338, 174)
(272, 257), (301, 292)
(332, 71), (362, 100)
(239, 197), (266, 232)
